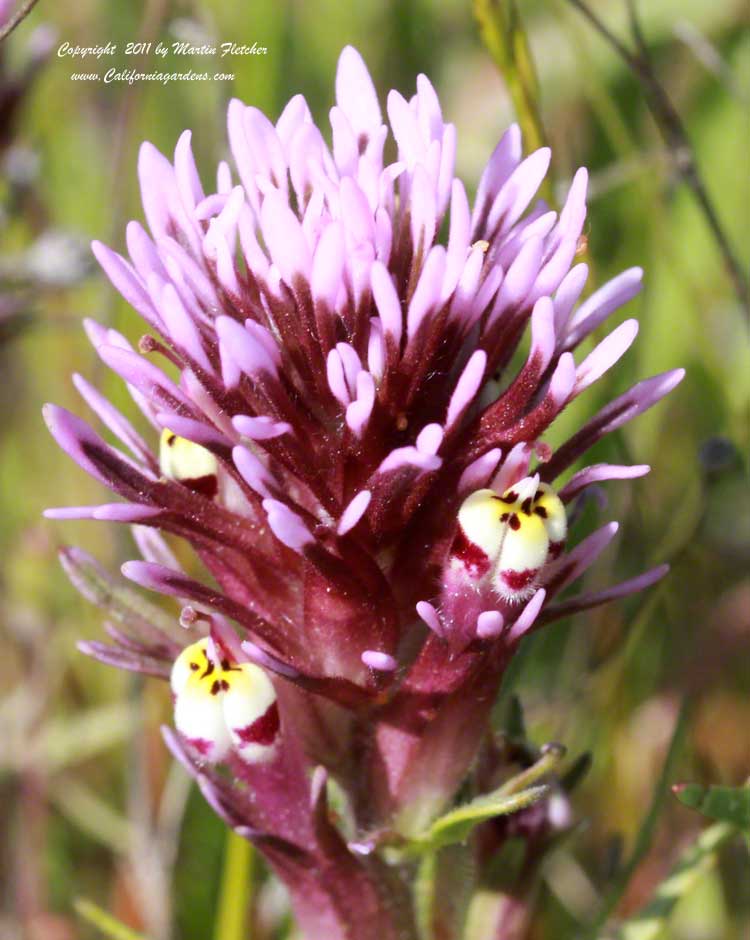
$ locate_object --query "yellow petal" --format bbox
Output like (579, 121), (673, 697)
(457, 488), (509, 559)
(535, 483), (567, 549)
(160, 429), (218, 496)
(494, 511), (549, 601)
(170, 637), (211, 695)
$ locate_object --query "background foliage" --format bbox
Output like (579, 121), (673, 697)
(1, 1), (748, 938)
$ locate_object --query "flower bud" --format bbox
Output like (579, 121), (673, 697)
(159, 429), (218, 498)
(452, 476), (568, 603)
(171, 638), (279, 764)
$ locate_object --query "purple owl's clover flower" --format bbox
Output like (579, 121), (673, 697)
(44, 47), (681, 940)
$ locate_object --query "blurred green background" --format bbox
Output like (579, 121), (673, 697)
(1, 1), (748, 938)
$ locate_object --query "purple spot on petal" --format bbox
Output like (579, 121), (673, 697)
(233, 702), (280, 746)
(186, 736), (213, 757)
(451, 525), (491, 579)
(499, 568), (537, 592)
(181, 474), (219, 499)
(548, 540), (565, 559)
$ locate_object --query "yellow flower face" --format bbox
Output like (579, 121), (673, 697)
(171, 638), (279, 764)
(453, 476), (567, 601)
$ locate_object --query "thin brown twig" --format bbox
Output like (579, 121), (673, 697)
(565, 0), (750, 325)
(0, 0), (41, 43)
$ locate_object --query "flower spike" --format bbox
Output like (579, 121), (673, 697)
(44, 44), (682, 940)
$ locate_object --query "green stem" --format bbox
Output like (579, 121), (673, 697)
(498, 744), (566, 797)
(213, 830), (255, 940)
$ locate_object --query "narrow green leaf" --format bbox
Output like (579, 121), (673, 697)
(213, 829), (255, 940)
(18, 703), (137, 772)
(473, 0), (553, 202)
(407, 743), (566, 854)
(423, 784), (549, 852)
(614, 822), (736, 940)
(561, 751), (593, 794)
(74, 898), (150, 940)
(51, 778), (131, 853)
(673, 782), (750, 832)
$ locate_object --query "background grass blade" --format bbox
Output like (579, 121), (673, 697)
(616, 822), (737, 940)
(74, 898), (151, 940)
(213, 830), (255, 940)
(586, 702), (690, 936)
(473, 0), (553, 202)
